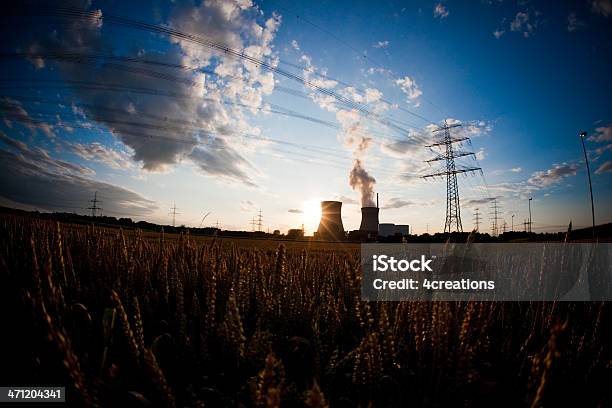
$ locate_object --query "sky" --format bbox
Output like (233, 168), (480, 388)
(0, 0), (611, 234)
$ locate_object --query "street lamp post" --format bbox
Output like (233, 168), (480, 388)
(528, 198), (533, 234)
(511, 214), (514, 232)
(580, 131), (596, 239)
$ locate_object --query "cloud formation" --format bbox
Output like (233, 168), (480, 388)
(1, 97), (55, 138)
(527, 163), (579, 188)
(373, 40), (390, 49)
(510, 10), (538, 38)
(382, 197), (414, 209)
(0, 132), (156, 216)
(464, 196), (498, 207)
(591, 0), (612, 17)
(394, 76), (422, 106)
(595, 160), (612, 174)
(433, 4), (449, 19)
(69, 142), (133, 169)
(21, 0), (282, 186)
(567, 12), (584, 32)
(588, 124), (612, 142)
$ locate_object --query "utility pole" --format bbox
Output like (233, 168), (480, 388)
(502, 220), (507, 234)
(169, 202), (179, 227)
(426, 223), (429, 234)
(250, 217), (256, 231)
(511, 214), (515, 232)
(489, 198), (500, 236)
(473, 207), (481, 232)
(88, 191), (102, 217)
(523, 219), (527, 232)
(528, 198), (533, 233)
(422, 121), (482, 233)
(580, 131), (596, 238)
(256, 209), (263, 232)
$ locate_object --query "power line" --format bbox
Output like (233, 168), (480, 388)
(1, 95), (419, 177)
(3, 8), (438, 130)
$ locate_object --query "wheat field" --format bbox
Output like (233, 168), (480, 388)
(0, 215), (609, 407)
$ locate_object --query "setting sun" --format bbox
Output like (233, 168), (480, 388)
(302, 199), (322, 235)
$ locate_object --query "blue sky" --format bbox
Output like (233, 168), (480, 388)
(0, 0), (611, 234)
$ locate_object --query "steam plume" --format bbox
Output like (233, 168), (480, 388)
(349, 159), (376, 207)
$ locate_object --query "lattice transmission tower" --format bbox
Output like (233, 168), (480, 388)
(256, 209), (263, 232)
(169, 202), (180, 227)
(88, 191), (102, 217)
(473, 207), (481, 232)
(489, 198), (501, 236)
(422, 121), (482, 233)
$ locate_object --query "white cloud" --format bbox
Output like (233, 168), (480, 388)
(493, 29), (505, 39)
(433, 3), (449, 19)
(366, 67), (392, 76)
(394, 76), (422, 106)
(1, 97), (55, 138)
(373, 40), (390, 49)
(588, 124), (612, 142)
(475, 148), (486, 161)
(69, 142), (133, 169)
(510, 10), (538, 38)
(567, 12), (585, 32)
(594, 144), (612, 155)
(595, 160), (612, 174)
(527, 163), (579, 188)
(21, 0), (283, 186)
(291, 39), (300, 51)
(511, 167), (523, 173)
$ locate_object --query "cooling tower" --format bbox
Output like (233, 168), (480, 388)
(359, 207), (379, 234)
(317, 201), (345, 241)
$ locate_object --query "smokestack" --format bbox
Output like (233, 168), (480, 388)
(317, 201), (345, 241)
(359, 207), (379, 234)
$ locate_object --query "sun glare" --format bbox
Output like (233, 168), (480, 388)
(302, 199), (321, 235)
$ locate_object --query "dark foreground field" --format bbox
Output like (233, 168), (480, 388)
(0, 215), (610, 407)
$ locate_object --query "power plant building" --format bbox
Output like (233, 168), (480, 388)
(316, 196), (408, 242)
(316, 201), (345, 241)
(379, 223), (410, 237)
(359, 207), (380, 234)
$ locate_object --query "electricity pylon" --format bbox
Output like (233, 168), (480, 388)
(422, 121), (481, 233)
